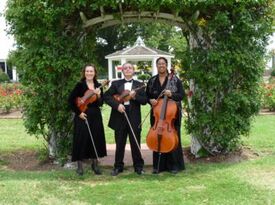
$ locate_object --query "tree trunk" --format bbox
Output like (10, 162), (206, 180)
(48, 129), (57, 158)
(188, 28), (205, 157)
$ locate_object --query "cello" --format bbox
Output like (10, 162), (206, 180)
(146, 69), (179, 153)
(76, 80), (109, 112)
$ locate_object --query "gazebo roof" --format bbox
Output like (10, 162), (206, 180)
(105, 37), (173, 59)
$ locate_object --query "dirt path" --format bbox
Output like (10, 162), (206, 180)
(0, 146), (259, 172)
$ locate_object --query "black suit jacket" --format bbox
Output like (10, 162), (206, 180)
(104, 79), (147, 131)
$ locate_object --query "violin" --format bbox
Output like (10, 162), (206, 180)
(113, 84), (146, 103)
(76, 80), (109, 112)
(146, 69), (179, 153)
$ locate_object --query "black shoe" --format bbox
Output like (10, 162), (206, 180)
(76, 168), (84, 176)
(91, 160), (102, 175)
(169, 169), (178, 174)
(91, 164), (102, 175)
(135, 169), (145, 175)
(76, 161), (84, 176)
(152, 169), (159, 174)
(111, 168), (123, 176)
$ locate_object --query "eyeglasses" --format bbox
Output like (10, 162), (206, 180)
(123, 66), (133, 70)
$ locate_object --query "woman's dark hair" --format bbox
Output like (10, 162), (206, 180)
(81, 64), (98, 82)
(156, 57), (168, 65)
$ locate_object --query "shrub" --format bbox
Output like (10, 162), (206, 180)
(0, 70), (10, 83)
(137, 73), (151, 82)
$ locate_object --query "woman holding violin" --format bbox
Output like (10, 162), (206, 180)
(146, 57), (185, 174)
(68, 64), (107, 176)
(104, 63), (147, 176)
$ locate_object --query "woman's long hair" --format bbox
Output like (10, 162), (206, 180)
(156, 57), (169, 74)
(81, 64), (98, 82)
(156, 57), (168, 65)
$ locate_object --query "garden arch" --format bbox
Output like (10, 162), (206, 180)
(79, 5), (206, 155)
(6, 0), (273, 158)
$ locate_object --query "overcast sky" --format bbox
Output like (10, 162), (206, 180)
(0, 0), (14, 59)
(0, 0), (274, 62)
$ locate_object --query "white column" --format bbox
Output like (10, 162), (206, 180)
(272, 54), (275, 69)
(12, 67), (18, 82)
(120, 58), (126, 78)
(4, 59), (7, 74)
(108, 59), (113, 80)
(167, 57), (171, 73)
(120, 58), (126, 65)
(152, 57), (157, 76)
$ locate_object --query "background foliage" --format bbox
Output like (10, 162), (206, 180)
(182, 1), (273, 153)
(0, 70), (10, 83)
(5, 0), (273, 159)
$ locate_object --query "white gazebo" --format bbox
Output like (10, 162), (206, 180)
(105, 37), (174, 80)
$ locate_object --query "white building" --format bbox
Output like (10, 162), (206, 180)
(105, 37), (174, 80)
(266, 32), (275, 69)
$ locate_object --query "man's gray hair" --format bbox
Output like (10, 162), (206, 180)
(122, 62), (134, 69)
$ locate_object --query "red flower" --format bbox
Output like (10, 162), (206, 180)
(188, 90), (193, 97)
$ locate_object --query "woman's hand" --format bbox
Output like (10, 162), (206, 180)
(163, 89), (172, 97)
(149, 99), (158, 106)
(94, 88), (101, 97)
(79, 112), (87, 120)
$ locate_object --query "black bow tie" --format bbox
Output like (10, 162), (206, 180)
(124, 79), (133, 83)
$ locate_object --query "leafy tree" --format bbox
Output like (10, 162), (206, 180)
(5, 0), (97, 161)
(182, 1), (273, 155)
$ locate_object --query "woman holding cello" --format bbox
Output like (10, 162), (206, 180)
(68, 64), (107, 176)
(146, 57), (185, 174)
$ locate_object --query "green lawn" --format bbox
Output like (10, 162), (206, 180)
(0, 112), (275, 205)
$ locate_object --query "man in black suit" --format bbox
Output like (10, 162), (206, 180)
(104, 63), (147, 176)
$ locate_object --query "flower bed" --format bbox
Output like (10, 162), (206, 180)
(261, 80), (275, 111)
(0, 83), (24, 114)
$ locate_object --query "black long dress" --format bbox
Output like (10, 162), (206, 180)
(146, 74), (185, 172)
(68, 80), (107, 161)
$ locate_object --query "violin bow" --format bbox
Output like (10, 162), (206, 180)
(84, 119), (100, 161)
(123, 111), (144, 158)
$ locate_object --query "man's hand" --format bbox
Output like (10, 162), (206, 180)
(117, 104), (125, 113)
(129, 90), (136, 99)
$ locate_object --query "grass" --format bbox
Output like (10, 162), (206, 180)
(0, 119), (44, 152)
(0, 112), (275, 205)
(244, 115), (275, 151)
